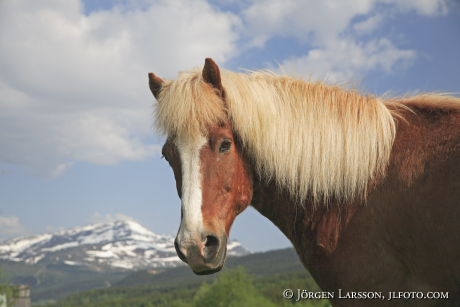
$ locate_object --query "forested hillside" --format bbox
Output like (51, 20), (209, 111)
(37, 248), (330, 306)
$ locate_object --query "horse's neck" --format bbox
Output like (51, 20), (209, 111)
(250, 102), (460, 297)
(250, 180), (359, 258)
(250, 180), (305, 246)
(250, 100), (460, 253)
(387, 102), (460, 186)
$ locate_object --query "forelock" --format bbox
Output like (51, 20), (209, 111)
(154, 69), (227, 140)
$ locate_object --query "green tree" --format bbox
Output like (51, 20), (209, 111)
(0, 268), (16, 307)
(193, 267), (276, 307)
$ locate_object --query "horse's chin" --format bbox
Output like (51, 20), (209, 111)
(193, 265), (223, 275)
(189, 245), (227, 275)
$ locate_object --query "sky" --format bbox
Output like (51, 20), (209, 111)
(0, 0), (459, 252)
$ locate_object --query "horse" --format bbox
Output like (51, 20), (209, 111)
(148, 58), (460, 306)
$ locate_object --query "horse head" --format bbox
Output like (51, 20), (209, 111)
(149, 59), (253, 274)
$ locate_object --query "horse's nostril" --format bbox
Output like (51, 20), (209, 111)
(205, 235), (219, 247)
(204, 235), (220, 261)
(174, 239), (188, 263)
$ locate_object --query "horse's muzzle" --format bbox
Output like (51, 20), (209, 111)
(174, 233), (227, 275)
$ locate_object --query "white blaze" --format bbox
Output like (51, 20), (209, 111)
(176, 135), (207, 244)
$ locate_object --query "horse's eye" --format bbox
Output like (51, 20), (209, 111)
(219, 139), (232, 153)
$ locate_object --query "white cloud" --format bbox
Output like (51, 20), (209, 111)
(0, 215), (28, 240)
(280, 38), (416, 83)
(240, 0), (448, 82)
(241, 0), (449, 47)
(50, 162), (74, 178)
(0, 0), (240, 176)
(242, 0), (375, 46)
(0, 0), (452, 176)
(383, 0), (449, 16)
(352, 14), (384, 36)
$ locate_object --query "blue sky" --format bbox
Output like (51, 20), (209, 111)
(0, 0), (459, 252)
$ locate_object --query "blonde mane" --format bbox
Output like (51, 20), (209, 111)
(155, 69), (401, 203)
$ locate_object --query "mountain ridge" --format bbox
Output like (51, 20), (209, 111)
(0, 219), (249, 271)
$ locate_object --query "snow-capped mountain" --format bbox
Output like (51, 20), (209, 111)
(0, 220), (250, 271)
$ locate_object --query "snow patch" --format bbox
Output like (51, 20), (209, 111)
(0, 219), (249, 270)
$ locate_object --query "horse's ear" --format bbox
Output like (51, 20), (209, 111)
(202, 58), (224, 96)
(148, 72), (164, 100)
